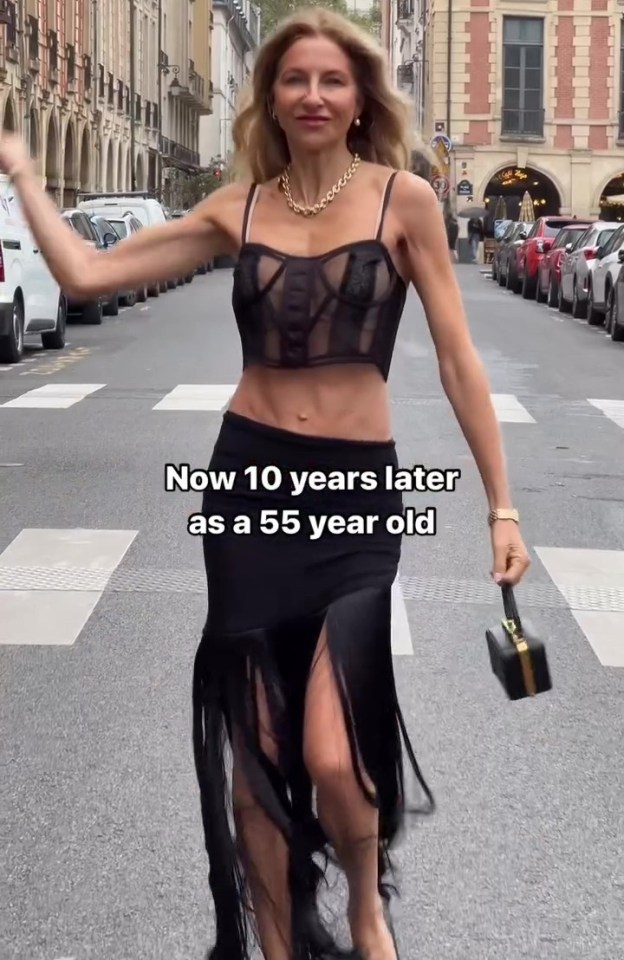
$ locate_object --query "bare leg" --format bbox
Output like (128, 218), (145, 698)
(232, 672), (291, 960)
(303, 629), (397, 960)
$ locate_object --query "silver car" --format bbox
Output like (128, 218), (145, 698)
(558, 221), (619, 318)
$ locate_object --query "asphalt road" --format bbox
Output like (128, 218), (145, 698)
(1, 263), (623, 960)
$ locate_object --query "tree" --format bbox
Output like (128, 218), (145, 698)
(257, 0), (381, 40)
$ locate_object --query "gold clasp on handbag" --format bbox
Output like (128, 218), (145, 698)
(501, 618), (537, 696)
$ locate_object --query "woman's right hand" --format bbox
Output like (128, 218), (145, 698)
(0, 132), (32, 180)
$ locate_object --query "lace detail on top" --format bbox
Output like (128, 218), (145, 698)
(231, 173), (407, 382)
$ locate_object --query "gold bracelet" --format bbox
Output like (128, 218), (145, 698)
(488, 508), (519, 526)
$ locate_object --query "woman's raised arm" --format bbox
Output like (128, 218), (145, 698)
(0, 132), (236, 300)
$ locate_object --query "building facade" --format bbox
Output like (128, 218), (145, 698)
(0, 0), (214, 209)
(199, 0), (260, 168)
(417, 0), (624, 220)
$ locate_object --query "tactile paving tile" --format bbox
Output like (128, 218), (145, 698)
(2, 566), (624, 611)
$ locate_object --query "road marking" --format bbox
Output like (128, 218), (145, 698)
(391, 576), (413, 655)
(490, 393), (536, 423)
(587, 398), (624, 429)
(0, 383), (105, 408)
(0, 529), (137, 646)
(152, 383), (237, 411)
(535, 546), (624, 667)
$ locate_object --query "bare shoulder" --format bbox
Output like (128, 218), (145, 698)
(191, 179), (252, 222)
(391, 170), (439, 220)
(185, 179), (254, 251)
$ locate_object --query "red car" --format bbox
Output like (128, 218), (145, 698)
(516, 216), (582, 299)
(535, 222), (593, 306)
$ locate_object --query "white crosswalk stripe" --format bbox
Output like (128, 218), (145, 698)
(587, 398), (624, 429)
(535, 546), (624, 667)
(0, 383), (105, 408)
(391, 576), (413, 655)
(0, 529), (137, 645)
(0, 526), (413, 653)
(490, 393), (536, 423)
(1, 386), (623, 435)
(152, 383), (237, 410)
(1, 528), (623, 666)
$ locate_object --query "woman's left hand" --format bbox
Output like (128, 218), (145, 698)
(490, 520), (531, 586)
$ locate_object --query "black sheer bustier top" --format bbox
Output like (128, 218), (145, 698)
(231, 172), (407, 382)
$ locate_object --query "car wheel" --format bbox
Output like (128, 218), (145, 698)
(611, 286), (624, 341)
(104, 293), (119, 316)
(82, 298), (103, 325)
(41, 297), (67, 350)
(571, 281), (586, 319)
(535, 272), (546, 302)
(547, 276), (558, 307)
(558, 281), (570, 313)
(0, 295), (25, 363)
(587, 284), (603, 326)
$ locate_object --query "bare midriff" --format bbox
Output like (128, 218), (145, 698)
(228, 363), (393, 441)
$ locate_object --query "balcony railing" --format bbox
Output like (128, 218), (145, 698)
(501, 106), (544, 138)
(160, 136), (200, 169)
(398, 0), (414, 19)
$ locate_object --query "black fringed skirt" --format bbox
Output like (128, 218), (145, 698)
(192, 411), (434, 960)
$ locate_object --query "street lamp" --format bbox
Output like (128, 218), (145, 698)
(160, 62), (182, 97)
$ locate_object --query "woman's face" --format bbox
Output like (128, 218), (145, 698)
(271, 35), (362, 153)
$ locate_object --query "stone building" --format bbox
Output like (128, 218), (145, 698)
(0, 0), (96, 205)
(383, 0), (624, 220)
(199, 0), (260, 167)
(0, 0), (213, 208)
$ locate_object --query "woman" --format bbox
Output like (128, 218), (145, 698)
(0, 8), (530, 960)
(443, 198), (459, 262)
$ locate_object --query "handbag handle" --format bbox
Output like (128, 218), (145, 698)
(501, 583), (523, 634)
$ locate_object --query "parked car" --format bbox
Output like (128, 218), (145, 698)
(103, 214), (149, 302)
(78, 192), (173, 292)
(88, 214), (143, 308)
(168, 209), (214, 277)
(495, 222), (532, 291)
(580, 221), (624, 325)
(535, 222), (592, 306)
(61, 208), (118, 324)
(606, 261), (624, 341)
(515, 216), (582, 299)
(0, 175), (66, 364)
(491, 221), (516, 283)
(558, 221), (618, 318)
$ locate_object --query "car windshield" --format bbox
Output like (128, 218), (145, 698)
(553, 228), (577, 249)
(597, 228), (616, 250)
(108, 220), (129, 239)
(544, 220), (572, 237)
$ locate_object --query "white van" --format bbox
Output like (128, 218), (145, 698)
(0, 175), (66, 364)
(77, 192), (176, 293)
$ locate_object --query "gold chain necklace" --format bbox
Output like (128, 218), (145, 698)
(279, 153), (361, 217)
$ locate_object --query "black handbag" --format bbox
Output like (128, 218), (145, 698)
(485, 584), (552, 700)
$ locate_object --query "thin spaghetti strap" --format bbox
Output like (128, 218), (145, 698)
(374, 171), (399, 240)
(241, 183), (260, 244)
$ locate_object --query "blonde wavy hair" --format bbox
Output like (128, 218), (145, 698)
(231, 7), (417, 183)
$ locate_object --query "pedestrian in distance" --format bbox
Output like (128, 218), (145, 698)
(467, 215), (484, 262)
(0, 7), (531, 960)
